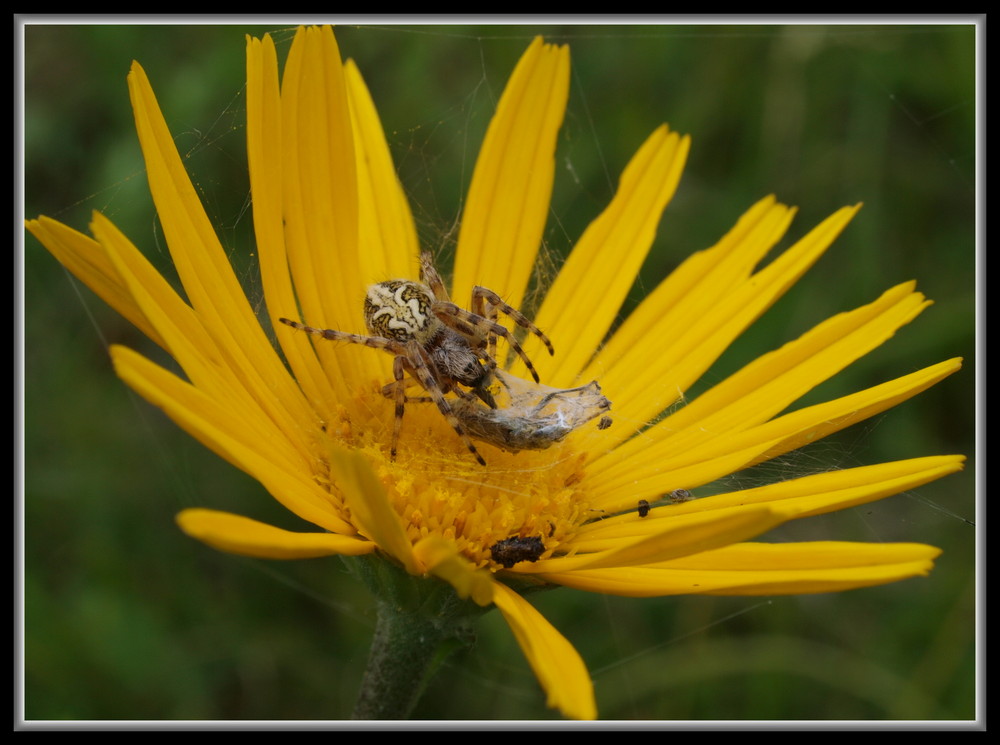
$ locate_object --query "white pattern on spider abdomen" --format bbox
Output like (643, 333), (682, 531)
(364, 280), (436, 342)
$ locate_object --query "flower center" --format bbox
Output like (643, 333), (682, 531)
(334, 382), (596, 569)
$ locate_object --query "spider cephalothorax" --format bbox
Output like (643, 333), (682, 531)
(280, 253), (554, 465)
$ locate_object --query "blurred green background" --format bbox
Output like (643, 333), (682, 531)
(22, 23), (976, 721)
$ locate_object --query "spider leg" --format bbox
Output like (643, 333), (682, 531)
(401, 341), (487, 466)
(471, 289), (501, 362)
(471, 286), (555, 357)
(419, 251), (451, 303)
(380, 378), (433, 403)
(389, 356), (408, 461)
(278, 318), (407, 354)
(432, 302), (545, 384)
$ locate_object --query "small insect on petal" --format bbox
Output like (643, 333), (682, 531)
(490, 535), (546, 568)
(669, 488), (694, 503)
(636, 489), (691, 518)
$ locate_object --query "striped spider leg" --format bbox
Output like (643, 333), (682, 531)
(418, 253), (555, 381)
(469, 285), (554, 372)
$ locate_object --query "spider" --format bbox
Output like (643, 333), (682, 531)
(279, 253), (554, 465)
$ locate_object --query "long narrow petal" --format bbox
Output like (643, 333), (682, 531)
(525, 125), (690, 385)
(580, 196), (794, 390)
(589, 360), (963, 512)
(280, 27), (380, 399)
(736, 358), (963, 471)
(583, 196), (792, 380)
(578, 455), (965, 546)
(329, 447), (420, 575)
(111, 345), (353, 535)
(128, 61), (315, 447)
(492, 582), (596, 720)
(246, 33), (335, 423)
(25, 217), (165, 348)
(344, 58), (420, 287)
(90, 212), (310, 464)
(583, 202), (858, 439)
(590, 280), (932, 496)
(177, 508), (373, 559)
(453, 37), (570, 311)
(523, 504), (783, 573)
(657, 281), (929, 437)
(536, 542), (940, 597)
(412, 535), (495, 607)
(722, 455), (965, 523)
(281, 25), (358, 329)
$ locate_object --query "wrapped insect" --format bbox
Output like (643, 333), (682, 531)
(449, 368), (612, 452)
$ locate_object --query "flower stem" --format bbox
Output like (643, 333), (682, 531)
(351, 599), (455, 719)
(347, 554), (482, 719)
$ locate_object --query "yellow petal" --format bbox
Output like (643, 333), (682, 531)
(280, 25), (358, 328)
(667, 540), (941, 570)
(111, 344), (352, 535)
(526, 504), (783, 573)
(128, 60), (317, 446)
(25, 217), (165, 348)
(279, 26), (381, 398)
(590, 360), (963, 513)
(584, 201), (857, 438)
(344, 58), (420, 287)
(578, 455), (965, 546)
(492, 582), (596, 720)
(246, 33), (338, 420)
(536, 542), (940, 597)
(328, 446), (420, 575)
(89, 213), (310, 462)
(591, 280), (931, 498)
(526, 125), (690, 384)
(412, 535), (495, 607)
(453, 37), (570, 311)
(586, 196), (793, 381)
(728, 455), (966, 522)
(177, 508), (373, 559)
(662, 281), (928, 436)
(738, 358), (963, 470)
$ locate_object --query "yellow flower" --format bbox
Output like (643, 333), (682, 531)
(25, 26), (965, 720)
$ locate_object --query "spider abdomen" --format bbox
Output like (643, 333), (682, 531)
(365, 280), (437, 342)
(430, 332), (490, 387)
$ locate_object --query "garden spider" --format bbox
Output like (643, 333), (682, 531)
(279, 253), (554, 465)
